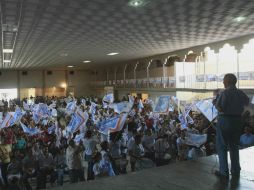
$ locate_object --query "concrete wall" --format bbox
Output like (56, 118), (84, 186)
(0, 69), (94, 98)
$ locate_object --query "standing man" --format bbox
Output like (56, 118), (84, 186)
(214, 73), (249, 179)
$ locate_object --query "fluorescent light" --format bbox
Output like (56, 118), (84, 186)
(3, 49), (13, 53)
(233, 16), (246, 22)
(60, 53), (68, 57)
(3, 60), (11, 63)
(107, 52), (119, 56)
(83, 60), (91, 63)
(67, 65), (74, 68)
(128, 0), (145, 7)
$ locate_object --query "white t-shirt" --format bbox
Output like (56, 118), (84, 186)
(66, 146), (75, 170)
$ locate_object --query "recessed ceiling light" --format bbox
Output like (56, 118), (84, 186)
(83, 60), (91, 63)
(3, 49), (13, 53)
(67, 65), (74, 68)
(128, 0), (147, 7)
(60, 53), (68, 57)
(233, 16), (246, 22)
(107, 52), (119, 56)
(3, 60), (11, 63)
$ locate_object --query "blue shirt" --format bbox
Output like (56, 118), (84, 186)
(216, 86), (249, 115)
(240, 134), (254, 148)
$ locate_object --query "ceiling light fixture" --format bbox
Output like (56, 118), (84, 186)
(3, 60), (11, 63)
(67, 65), (74, 68)
(128, 0), (148, 7)
(107, 52), (119, 56)
(3, 49), (13, 53)
(83, 60), (91, 63)
(60, 53), (68, 57)
(233, 16), (246, 22)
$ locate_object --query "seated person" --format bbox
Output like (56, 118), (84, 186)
(176, 130), (188, 161)
(7, 156), (22, 189)
(37, 147), (56, 189)
(22, 149), (38, 190)
(154, 134), (170, 166)
(240, 127), (254, 148)
(54, 148), (66, 186)
(129, 134), (145, 172)
(93, 152), (115, 179)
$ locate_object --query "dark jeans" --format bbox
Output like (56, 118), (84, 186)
(216, 115), (243, 176)
(36, 168), (56, 189)
(85, 155), (94, 180)
(144, 152), (155, 162)
(22, 171), (37, 190)
(155, 158), (170, 167)
(69, 169), (85, 183)
(57, 168), (64, 186)
(0, 162), (9, 187)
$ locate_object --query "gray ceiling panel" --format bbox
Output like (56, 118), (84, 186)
(0, 0), (253, 68)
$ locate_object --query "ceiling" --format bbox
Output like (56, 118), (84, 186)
(1, 0), (254, 69)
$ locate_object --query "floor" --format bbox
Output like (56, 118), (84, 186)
(52, 147), (254, 190)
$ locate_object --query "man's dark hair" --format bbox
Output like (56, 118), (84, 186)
(224, 73), (237, 86)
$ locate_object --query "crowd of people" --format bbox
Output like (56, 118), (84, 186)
(0, 92), (253, 190)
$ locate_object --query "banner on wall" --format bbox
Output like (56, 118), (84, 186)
(206, 74), (217, 82)
(179, 76), (185, 83)
(196, 75), (205, 82)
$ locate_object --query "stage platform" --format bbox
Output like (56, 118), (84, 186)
(55, 147), (254, 190)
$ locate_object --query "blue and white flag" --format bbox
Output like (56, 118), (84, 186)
(171, 96), (179, 105)
(0, 112), (14, 129)
(196, 99), (218, 122)
(36, 103), (50, 118)
(185, 133), (207, 147)
(48, 125), (56, 134)
(128, 109), (136, 117)
(10, 107), (24, 126)
(0, 112), (3, 124)
(97, 113), (128, 135)
(74, 133), (84, 144)
(184, 104), (193, 117)
(66, 109), (87, 134)
(178, 114), (187, 130)
(103, 93), (114, 104)
(49, 102), (56, 109)
(32, 113), (41, 124)
(55, 121), (62, 147)
(186, 115), (194, 124)
(31, 103), (48, 124)
(20, 122), (42, 136)
(154, 95), (171, 113)
(80, 111), (89, 134)
(66, 101), (76, 114)
(89, 102), (97, 115)
(23, 101), (30, 111)
(51, 108), (57, 117)
(112, 101), (132, 114)
(128, 95), (134, 105)
(138, 100), (144, 112)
